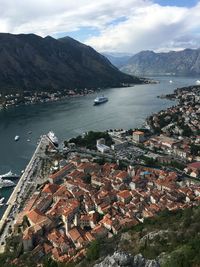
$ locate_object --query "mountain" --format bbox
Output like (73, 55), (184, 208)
(0, 33), (141, 93)
(121, 48), (200, 76)
(102, 52), (133, 68)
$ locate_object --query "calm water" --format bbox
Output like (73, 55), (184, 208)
(0, 76), (198, 217)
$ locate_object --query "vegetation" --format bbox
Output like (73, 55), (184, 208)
(190, 144), (200, 156)
(68, 131), (113, 150)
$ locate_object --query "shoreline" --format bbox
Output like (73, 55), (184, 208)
(0, 79), (156, 111)
(0, 135), (51, 249)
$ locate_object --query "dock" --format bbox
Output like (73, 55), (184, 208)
(0, 135), (50, 248)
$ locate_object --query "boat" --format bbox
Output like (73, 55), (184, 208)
(94, 95), (108, 105)
(47, 131), (59, 146)
(196, 80), (200, 85)
(0, 178), (15, 188)
(28, 131), (32, 134)
(0, 171), (18, 179)
(14, 135), (20, 141)
(169, 80), (173, 83)
(27, 139), (31, 142)
(0, 197), (5, 206)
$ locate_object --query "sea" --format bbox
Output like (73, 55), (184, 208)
(0, 76), (198, 218)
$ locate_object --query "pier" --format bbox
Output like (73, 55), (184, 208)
(0, 135), (50, 249)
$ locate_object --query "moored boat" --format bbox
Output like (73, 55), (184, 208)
(0, 197), (5, 206)
(0, 178), (15, 188)
(47, 131), (59, 146)
(0, 170), (19, 179)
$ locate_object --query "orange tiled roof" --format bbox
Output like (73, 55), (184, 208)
(42, 183), (60, 194)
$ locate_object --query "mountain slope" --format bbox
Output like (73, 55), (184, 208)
(0, 33), (141, 92)
(121, 48), (200, 76)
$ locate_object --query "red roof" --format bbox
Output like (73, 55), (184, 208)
(188, 162), (200, 170)
(42, 183), (60, 194)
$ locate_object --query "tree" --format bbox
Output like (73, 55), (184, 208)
(86, 240), (100, 261)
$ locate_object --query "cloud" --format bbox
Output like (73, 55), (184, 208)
(86, 2), (200, 53)
(0, 0), (200, 53)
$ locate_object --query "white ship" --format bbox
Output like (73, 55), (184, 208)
(94, 95), (108, 105)
(47, 131), (59, 146)
(14, 135), (20, 141)
(0, 178), (15, 188)
(0, 171), (19, 179)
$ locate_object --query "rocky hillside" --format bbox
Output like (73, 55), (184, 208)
(121, 49), (200, 76)
(1, 206), (200, 266)
(94, 252), (160, 267)
(79, 206), (200, 267)
(0, 33), (141, 93)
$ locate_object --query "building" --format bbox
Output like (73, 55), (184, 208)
(96, 138), (110, 153)
(185, 162), (200, 178)
(132, 131), (145, 143)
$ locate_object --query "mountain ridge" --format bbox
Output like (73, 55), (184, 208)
(120, 48), (200, 76)
(0, 33), (141, 93)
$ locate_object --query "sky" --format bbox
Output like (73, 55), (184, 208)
(0, 0), (200, 54)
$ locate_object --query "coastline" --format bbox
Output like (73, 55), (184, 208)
(0, 78), (156, 111)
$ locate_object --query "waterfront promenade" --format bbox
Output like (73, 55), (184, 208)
(0, 135), (50, 250)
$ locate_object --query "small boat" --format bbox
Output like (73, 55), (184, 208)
(28, 131), (32, 134)
(27, 139), (31, 142)
(0, 171), (18, 179)
(14, 135), (20, 141)
(169, 80), (173, 83)
(0, 197), (5, 206)
(94, 95), (108, 105)
(0, 178), (15, 188)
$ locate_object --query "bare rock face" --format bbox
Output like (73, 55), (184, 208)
(94, 251), (160, 267)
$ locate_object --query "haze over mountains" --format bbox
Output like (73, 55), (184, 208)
(0, 33), (141, 93)
(102, 52), (133, 68)
(116, 48), (200, 76)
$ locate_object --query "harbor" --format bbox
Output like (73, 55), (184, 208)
(0, 134), (52, 250)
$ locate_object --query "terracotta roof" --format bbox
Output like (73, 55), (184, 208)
(49, 164), (74, 180)
(42, 183), (60, 194)
(117, 190), (132, 199)
(187, 162), (200, 169)
(133, 131), (144, 135)
(27, 208), (48, 225)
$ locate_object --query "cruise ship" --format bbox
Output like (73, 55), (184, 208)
(94, 95), (108, 105)
(0, 178), (15, 188)
(47, 131), (59, 146)
(0, 171), (19, 179)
